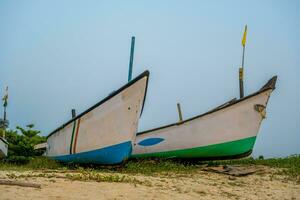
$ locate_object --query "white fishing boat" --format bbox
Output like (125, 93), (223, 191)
(132, 76), (277, 160)
(0, 137), (8, 158)
(46, 71), (149, 164)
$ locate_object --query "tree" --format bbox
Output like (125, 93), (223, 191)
(4, 125), (46, 163)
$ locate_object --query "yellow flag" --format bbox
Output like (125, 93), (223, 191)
(242, 25), (247, 47)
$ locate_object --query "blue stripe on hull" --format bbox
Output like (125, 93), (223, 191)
(49, 141), (132, 165)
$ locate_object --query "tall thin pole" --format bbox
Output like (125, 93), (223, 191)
(3, 106), (6, 138)
(2, 86), (8, 138)
(3, 106), (6, 121)
(177, 103), (183, 122)
(239, 45), (245, 98)
(2, 86), (8, 122)
(128, 36), (135, 82)
(71, 109), (76, 118)
(239, 25), (247, 99)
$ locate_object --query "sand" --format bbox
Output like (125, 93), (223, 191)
(0, 167), (299, 200)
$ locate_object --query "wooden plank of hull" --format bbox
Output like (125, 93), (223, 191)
(132, 76), (276, 159)
(46, 71), (149, 164)
(0, 138), (8, 158)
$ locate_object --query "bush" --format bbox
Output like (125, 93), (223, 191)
(3, 124), (46, 164)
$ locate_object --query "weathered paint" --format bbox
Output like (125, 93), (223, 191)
(46, 72), (149, 164)
(132, 88), (274, 159)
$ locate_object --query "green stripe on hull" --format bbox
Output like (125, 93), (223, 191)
(132, 136), (257, 159)
(69, 120), (77, 154)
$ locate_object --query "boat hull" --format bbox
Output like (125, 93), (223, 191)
(133, 136), (256, 159)
(51, 141), (132, 164)
(132, 77), (276, 160)
(0, 138), (8, 158)
(46, 71), (149, 165)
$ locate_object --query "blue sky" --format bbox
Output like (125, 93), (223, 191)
(0, 1), (299, 158)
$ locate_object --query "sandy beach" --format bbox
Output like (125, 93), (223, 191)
(0, 166), (299, 200)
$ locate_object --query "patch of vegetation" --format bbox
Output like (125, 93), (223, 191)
(5, 170), (152, 187)
(0, 156), (63, 171)
(65, 172), (152, 186)
(1, 155), (299, 183)
(119, 159), (198, 175)
(6, 172), (60, 179)
(3, 124), (46, 164)
(25, 156), (62, 169)
(0, 157), (199, 175)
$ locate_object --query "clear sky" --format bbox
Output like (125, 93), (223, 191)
(0, 1), (299, 158)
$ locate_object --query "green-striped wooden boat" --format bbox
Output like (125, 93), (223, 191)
(132, 76), (277, 160)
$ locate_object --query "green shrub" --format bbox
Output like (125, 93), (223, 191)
(4, 124), (46, 164)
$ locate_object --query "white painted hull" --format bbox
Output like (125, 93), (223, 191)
(132, 77), (276, 159)
(46, 71), (149, 164)
(0, 138), (8, 158)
